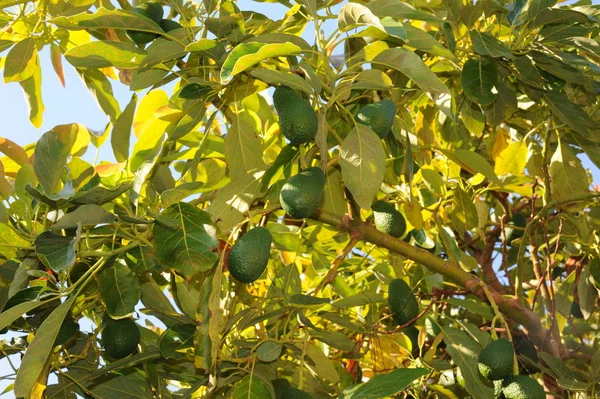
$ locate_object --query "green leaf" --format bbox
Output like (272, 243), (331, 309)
(19, 66), (44, 128)
(4, 37), (38, 83)
(174, 274), (199, 319)
(340, 125), (386, 210)
(52, 204), (116, 229)
(538, 352), (575, 382)
(88, 369), (154, 398)
(256, 341), (282, 362)
(179, 83), (212, 99)
(65, 41), (147, 69)
(78, 69), (121, 123)
(332, 292), (384, 308)
(366, 0), (443, 23)
(555, 270), (577, 317)
(445, 297), (494, 319)
(185, 39), (225, 59)
(35, 231), (77, 273)
(159, 323), (195, 360)
(461, 57), (498, 105)
(99, 263), (141, 319)
(322, 168), (346, 217)
(340, 368), (429, 399)
(549, 141), (589, 208)
(220, 41), (301, 83)
(14, 296), (75, 397)
(0, 300), (44, 331)
(70, 182), (130, 205)
(207, 171), (266, 232)
(289, 294), (330, 307)
(53, 7), (163, 33)
(310, 329), (355, 351)
(33, 125), (78, 194)
(373, 48), (452, 118)
(231, 375), (272, 399)
(470, 31), (514, 59)
(224, 114), (266, 178)
(441, 149), (500, 185)
(305, 343), (340, 383)
(112, 94), (137, 163)
(351, 69), (392, 90)
(451, 186), (477, 235)
(140, 37), (187, 69)
(543, 90), (599, 138)
(494, 140), (528, 176)
(402, 24), (456, 60)
(440, 325), (494, 399)
(154, 202), (218, 277)
(250, 68), (312, 94)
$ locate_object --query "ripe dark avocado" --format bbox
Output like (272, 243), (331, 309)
(282, 388), (312, 399)
(102, 318), (140, 359)
(388, 278), (419, 326)
(160, 19), (183, 32)
(273, 86), (318, 145)
(272, 378), (291, 399)
(126, 2), (163, 45)
(372, 200), (406, 238)
(478, 338), (514, 380)
(502, 375), (545, 399)
(280, 167), (326, 219)
(506, 213), (526, 246)
(356, 99), (396, 139)
(228, 227), (272, 283)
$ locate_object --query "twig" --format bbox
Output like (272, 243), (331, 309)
(315, 237), (360, 294)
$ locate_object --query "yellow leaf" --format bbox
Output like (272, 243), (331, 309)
(494, 140), (528, 176)
(491, 128), (510, 159)
(133, 90), (169, 138)
(403, 198), (423, 230)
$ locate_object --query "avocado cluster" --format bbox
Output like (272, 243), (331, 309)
(228, 226), (272, 283)
(356, 99), (396, 139)
(388, 278), (419, 326)
(372, 200), (406, 238)
(477, 338), (545, 399)
(126, 2), (183, 45)
(273, 86), (318, 145)
(280, 167), (326, 219)
(102, 317), (140, 359)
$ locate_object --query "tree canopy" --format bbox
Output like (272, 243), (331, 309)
(0, 0), (600, 398)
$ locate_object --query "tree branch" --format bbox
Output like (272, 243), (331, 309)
(311, 209), (563, 356)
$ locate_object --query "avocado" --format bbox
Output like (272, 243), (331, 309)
(506, 213), (526, 246)
(272, 379), (291, 399)
(388, 279), (419, 326)
(502, 375), (545, 399)
(356, 99), (396, 139)
(515, 335), (540, 374)
(160, 19), (183, 32)
(372, 200), (406, 238)
(571, 301), (584, 319)
(280, 167), (326, 219)
(126, 2), (163, 45)
(494, 380), (505, 399)
(102, 318), (140, 359)
(273, 86), (318, 145)
(228, 227), (272, 283)
(478, 338), (514, 380)
(282, 388), (312, 399)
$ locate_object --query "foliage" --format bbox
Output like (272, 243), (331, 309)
(0, 0), (599, 397)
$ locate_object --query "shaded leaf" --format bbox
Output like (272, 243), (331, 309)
(231, 375), (272, 399)
(549, 141), (589, 207)
(99, 263), (141, 319)
(340, 368), (428, 399)
(224, 114), (266, 178)
(52, 204), (116, 229)
(159, 323), (195, 360)
(470, 31), (514, 59)
(35, 231), (77, 273)
(256, 341), (282, 362)
(461, 57), (498, 105)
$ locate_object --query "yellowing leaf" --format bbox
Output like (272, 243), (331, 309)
(4, 37), (38, 83)
(494, 139), (528, 176)
(491, 128), (510, 159)
(403, 198), (423, 230)
(133, 90), (168, 138)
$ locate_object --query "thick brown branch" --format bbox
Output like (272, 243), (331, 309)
(312, 209), (563, 356)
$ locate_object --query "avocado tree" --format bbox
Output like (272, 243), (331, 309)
(0, 0), (599, 397)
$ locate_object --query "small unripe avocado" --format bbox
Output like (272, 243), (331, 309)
(506, 213), (526, 246)
(228, 227), (272, 283)
(478, 338), (514, 380)
(102, 318), (140, 359)
(273, 86), (318, 145)
(282, 388), (312, 399)
(126, 2), (163, 45)
(160, 19), (183, 32)
(372, 200), (406, 238)
(280, 167), (326, 219)
(502, 375), (545, 399)
(388, 279), (419, 326)
(356, 99), (396, 139)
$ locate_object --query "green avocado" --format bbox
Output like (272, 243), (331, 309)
(272, 378), (291, 399)
(228, 227), (272, 283)
(356, 99), (396, 139)
(273, 86), (318, 145)
(478, 338), (514, 380)
(506, 213), (526, 246)
(502, 375), (545, 399)
(102, 318), (140, 359)
(282, 388), (312, 399)
(126, 2), (163, 45)
(372, 200), (406, 238)
(494, 380), (505, 399)
(515, 335), (540, 374)
(280, 167), (326, 219)
(388, 279), (419, 326)
(160, 19), (183, 32)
